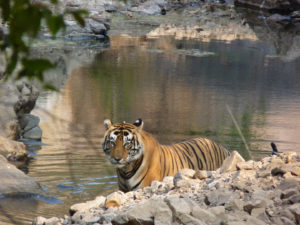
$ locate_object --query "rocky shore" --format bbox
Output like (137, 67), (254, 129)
(33, 151), (300, 225)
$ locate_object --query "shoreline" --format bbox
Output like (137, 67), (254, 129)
(33, 151), (300, 225)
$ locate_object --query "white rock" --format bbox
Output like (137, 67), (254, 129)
(220, 151), (245, 173)
(70, 196), (106, 214)
(105, 191), (126, 208)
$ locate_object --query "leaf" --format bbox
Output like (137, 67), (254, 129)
(0, 0), (10, 22)
(69, 10), (89, 27)
(17, 58), (55, 81)
(6, 51), (18, 75)
(22, 58), (55, 72)
(43, 83), (58, 91)
(46, 14), (66, 37)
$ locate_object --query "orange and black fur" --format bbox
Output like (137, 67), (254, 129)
(102, 119), (230, 192)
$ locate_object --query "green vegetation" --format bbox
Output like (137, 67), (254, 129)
(0, 0), (87, 89)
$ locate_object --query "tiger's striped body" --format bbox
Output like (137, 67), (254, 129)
(102, 119), (229, 192)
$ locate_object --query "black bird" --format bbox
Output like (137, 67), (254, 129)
(271, 142), (280, 155)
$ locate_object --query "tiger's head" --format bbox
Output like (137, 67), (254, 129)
(102, 119), (144, 168)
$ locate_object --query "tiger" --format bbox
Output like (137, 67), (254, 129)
(102, 118), (230, 192)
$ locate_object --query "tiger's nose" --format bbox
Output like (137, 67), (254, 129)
(114, 157), (122, 162)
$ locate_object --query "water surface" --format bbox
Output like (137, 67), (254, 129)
(1, 34), (300, 224)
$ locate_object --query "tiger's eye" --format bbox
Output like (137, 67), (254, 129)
(114, 131), (120, 135)
(124, 131), (129, 136)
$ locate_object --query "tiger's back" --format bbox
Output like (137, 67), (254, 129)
(159, 137), (229, 178)
(102, 119), (230, 192)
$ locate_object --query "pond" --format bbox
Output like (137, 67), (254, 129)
(1, 33), (300, 224)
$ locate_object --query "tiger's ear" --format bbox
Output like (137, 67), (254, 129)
(104, 119), (112, 130)
(133, 118), (143, 130)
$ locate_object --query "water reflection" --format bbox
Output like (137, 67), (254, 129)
(1, 34), (300, 225)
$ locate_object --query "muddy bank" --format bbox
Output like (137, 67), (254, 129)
(33, 151), (300, 225)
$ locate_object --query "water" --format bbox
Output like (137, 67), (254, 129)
(1, 34), (300, 224)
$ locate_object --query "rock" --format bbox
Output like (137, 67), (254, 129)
(272, 163), (300, 176)
(205, 189), (236, 206)
(130, 0), (167, 15)
(220, 151), (245, 173)
(173, 168), (197, 188)
(89, 19), (108, 35)
(33, 216), (61, 225)
(286, 194), (300, 204)
(162, 176), (174, 189)
(234, 0), (300, 13)
(237, 160), (255, 170)
(280, 188), (299, 199)
(208, 206), (226, 222)
(105, 191), (126, 208)
(192, 206), (216, 224)
(289, 203), (300, 224)
(100, 213), (117, 224)
(174, 178), (198, 188)
(257, 159), (285, 178)
(18, 114), (42, 140)
(14, 82), (39, 117)
(19, 114), (40, 132)
(165, 196), (192, 215)
(0, 156), (42, 194)
(112, 198), (172, 225)
(246, 216), (267, 225)
(225, 199), (244, 211)
(278, 178), (300, 190)
(0, 135), (27, 160)
(174, 168), (195, 179)
(267, 14), (291, 22)
(23, 126), (43, 140)
(243, 199), (269, 213)
(70, 196), (106, 215)
(165, 196), (205, 225)
(193, 170), (212, 179)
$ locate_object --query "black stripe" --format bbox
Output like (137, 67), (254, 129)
(213, 142), (221, 167)
(185, 142), (203, 170)
(175, 144), (195, 170)
(131, 171), (147, 190)
(161, 146), (167, 177)
(168, 146), (178, 175)
(172, 145), (184, 169)
(192, 139), (208, 170)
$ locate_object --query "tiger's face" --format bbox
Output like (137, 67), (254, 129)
(102, 119), (144, 168)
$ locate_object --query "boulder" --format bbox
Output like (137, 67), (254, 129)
(271, 162), (300, 176)
(105, 191), (126, 208)
(112, 198), (173, 225)
(0, 156), (42, 194)
(19, 114), (40, 132)
(192, 206), (217, 224)
(193, 170), (213, 179)
(289, 203), (300, 224)
(70, 196), (106, 215)
(0, 135), (27, 160)
(234, 0), (300, 13)
(237, 160), (255, 170)
(220, 151), (245, 173)
(23, 126), (43, 140)
(33, 216), (61, 225)
(130, 0), (167, 15)
(14, 82), (39, 117)
(205, 189), (237, 206)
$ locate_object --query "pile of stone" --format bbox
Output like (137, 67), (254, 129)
(14, 82), (42, 141)
(33, 151), (300, 225)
